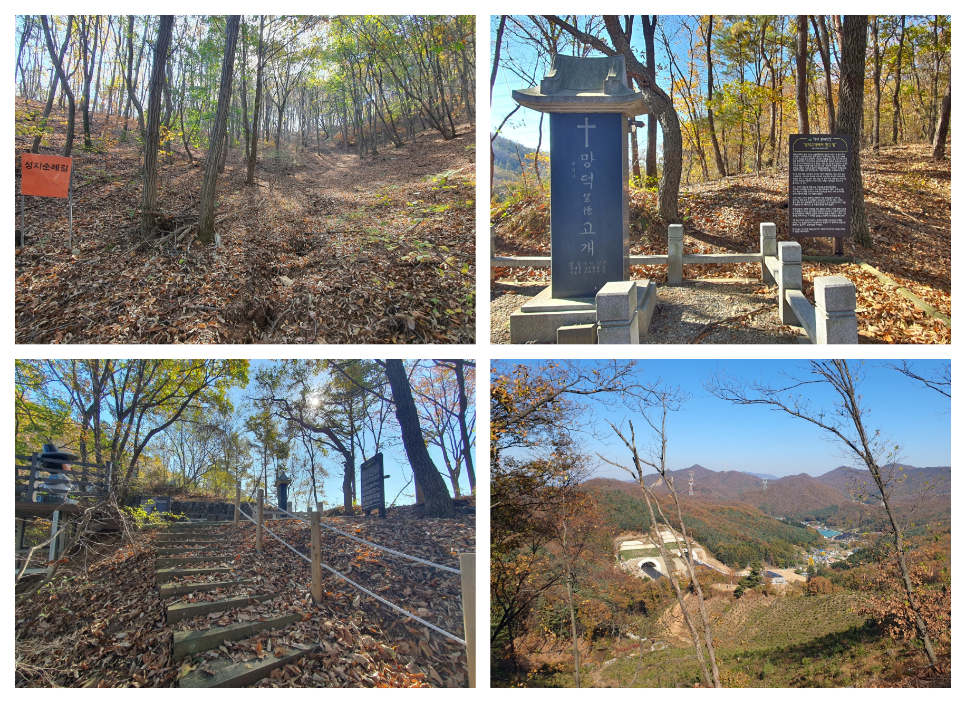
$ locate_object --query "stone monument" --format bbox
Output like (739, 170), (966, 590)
(360, 453), (387, 518)
(275, 471), (290, 513)
(508, 55), (657, 343)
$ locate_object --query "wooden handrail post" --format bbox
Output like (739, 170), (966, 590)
(256, 488), (264, 553)
(459, 552), (476, 688)
(310, 508), (323, 604)
(234, 480), (241, 525)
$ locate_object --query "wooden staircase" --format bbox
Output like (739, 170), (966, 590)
(156, 521), (319, 688)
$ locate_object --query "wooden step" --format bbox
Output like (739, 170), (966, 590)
(157, 567), (233, 584)
(158, 531), (226, 538)
(167, 594), (274, 624)
(172, 613), (300, 659)
(179, 642), (318, 688)
(157, 546), (226, 556)
(157, 539), (228, 549)
(160, 531), (229, 539)
(160, 579), (253, 598)
(166, 521), (234, 528)
(156, 538), (226, 545)
(156, 555), (233, 569)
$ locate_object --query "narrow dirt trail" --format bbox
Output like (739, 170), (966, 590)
(15, 102), (475, 344)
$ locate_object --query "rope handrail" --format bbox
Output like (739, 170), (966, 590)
(236, 508), (466, 646)
(269, 504), (461, 576)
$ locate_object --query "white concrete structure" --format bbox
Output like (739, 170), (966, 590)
(617, 531), (708, 580)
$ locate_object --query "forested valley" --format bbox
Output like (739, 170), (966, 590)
(490, 360), (950, 687)
(15, 15), (475, 343)
(491, 15), (951, 344)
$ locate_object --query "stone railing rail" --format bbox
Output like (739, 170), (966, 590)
(761, 226), (858, 344)
(492, 224), (765, 285)
(495, 222), (859, 344)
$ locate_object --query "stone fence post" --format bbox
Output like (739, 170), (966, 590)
(815, 276), (859, 344)
(760, 222), (777, 284)
(777, 241), (802, 325)
(596, 281), (639, 344)
(667, 224), (684, 285)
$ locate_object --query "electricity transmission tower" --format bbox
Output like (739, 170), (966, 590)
(688, 469), (694, 496)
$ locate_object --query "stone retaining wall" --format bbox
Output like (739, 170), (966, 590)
(128, 496), (253, 520)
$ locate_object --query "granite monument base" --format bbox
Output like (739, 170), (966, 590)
(509, 279), (658, 344)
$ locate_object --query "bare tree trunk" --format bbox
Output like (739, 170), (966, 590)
(40, 16), (77, 157)
(641, 15), (659, 179)
(384, 360), (454, 519)
(812, 16), (836, 133)
(836, 15), (871, 248)
(240, 18), (251, 161)
(124, 16), (146, 141)
(549, 15), (683, 220)
(603, 407), (722, 687)
(32, 17), (73, 154)
(892, 15), (906, 144)
(453, 360), (476, 492)
(246, 16), (265, 186)
(931, 74), (950, 160)
(141, 16), (174, 237)
(490, 15), (507, 194)
(162, 55), (174, 164)
(703, 16), (726, 176)
(78, 16), (101, 150)
(871, 17), (883, 151)
(198, 16), (240, 245)
(796, 15), (810, 134)
(16, 16), (35, 96)
(564, 552), (580, 688)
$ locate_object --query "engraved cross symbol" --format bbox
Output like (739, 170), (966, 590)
(577, 117), (595, 148)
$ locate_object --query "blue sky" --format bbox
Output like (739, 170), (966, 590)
(491, 15), (679, 151)
(493, 359), (951, 479)
(228, 360), (473, 512)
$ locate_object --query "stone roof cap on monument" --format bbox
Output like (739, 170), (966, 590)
(512, 54), (648, 116)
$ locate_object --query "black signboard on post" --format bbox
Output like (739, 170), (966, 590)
(788, 134), (852, 255)
(360, 453), (386, 518)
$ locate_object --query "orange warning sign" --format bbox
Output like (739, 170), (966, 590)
(21, 153), (72, 198)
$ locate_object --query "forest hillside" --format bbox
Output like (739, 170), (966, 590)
(15, 15), (475, 343)
(491, 15), (950, 345)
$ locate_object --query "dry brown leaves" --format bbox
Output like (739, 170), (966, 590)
(15, 101), (475, 343)
(492, 143), (950, 344)
(15, 512), (475, 688)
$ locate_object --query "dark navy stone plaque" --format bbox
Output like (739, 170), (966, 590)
(788, 134), (852, 238)
(360, 453), (386, 518)
(550, 112), (627, 299)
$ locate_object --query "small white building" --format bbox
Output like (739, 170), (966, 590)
(765, 570), (786, 584)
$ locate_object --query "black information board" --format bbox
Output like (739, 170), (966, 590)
(360, 453), (386, 518)
(788, 135), (852, 252)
